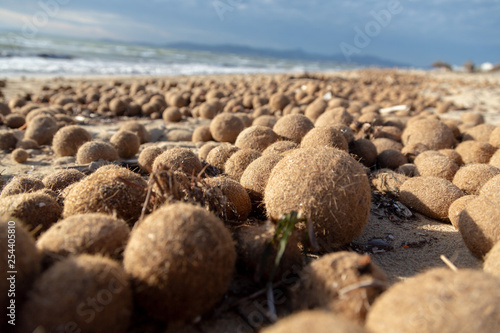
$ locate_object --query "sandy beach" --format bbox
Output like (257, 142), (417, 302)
(2, 68), (500, 332)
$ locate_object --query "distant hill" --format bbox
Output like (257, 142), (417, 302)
(165, 42), (411, 68)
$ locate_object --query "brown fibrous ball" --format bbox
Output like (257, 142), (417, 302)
(265, 147), (371, 250)
(76, 141), (119, 164)
(119, 121), (150, 144)
(37, 213), (130, 258)
(19, 254), (132, 333)
(209, 112), (245, 143)
(262, 140), (298, 156)
(192, 125), (213, 143)
(399, 176), (463, 220)
(205, 143), (239, 172)
(366, 268), (500, 333)
(0, 192), (62, 235)
(484, 241), (500, 278)
(448, 195), (477, 229)
(138, 146), (164, 173)
(11, 148), (29, 163)
(152, 147), (203, 176)
(123, 203), (236, 323)
(1, 176), (44, 198)
(25, 115), (59, 146)
(458, 191), (500, 258)
(291, 252), (388, 323)
(452, 163), (500, 195)
(455, 140), (497, 164)
(414, 151), (459, 181)
(273, 114), (314, 144)
(42, 169), (85, 193)
(402, 118), (456, 150)
(52, 125), (93, 157)
(224, 149), (261, 182)
(301, 126), (348, 152)
(63, 165), (147, 225)
(110, 130), (141, 159)
(204, 176), (252, 221)
(234, 125), (279, 152)
(198, 141), (220, 160)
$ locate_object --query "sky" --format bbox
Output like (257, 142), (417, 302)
(0, 0), (499, 67)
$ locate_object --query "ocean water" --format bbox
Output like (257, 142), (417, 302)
(0, 32), (346, 77)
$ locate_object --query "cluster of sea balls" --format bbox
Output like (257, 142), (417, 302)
(1, 71), (500, 332)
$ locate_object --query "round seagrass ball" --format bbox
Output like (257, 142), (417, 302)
(448, 195), (477, 229)
(42, 169), (85, 193)
(457, 191), (500, 259)
(0, 176), (44, 198)
(76, 141), (119, 164)
(205, 143), (239, 172)
(224, 148), (261, 182)
(399, 176), (463, 220)
(264, 147), (371, 250)
(414, 151), (459, 181)
(204, 176), (252, 221)
(123, 202), (236, 323)
(349, 139), (377, 167)
(0, 192), (62, 235)
(480, 174), (500, 196)
(261, 310), (367, 333)
(452, 164), (500, 195)
(0, 219), (41, 331)
(52, 125), (92, 157)
(37, 213), (129, 258)
(240, 153), (283, 208)
(365, 268), (500, 333)
(402, 118), (456, 150)
(262, 140), (298, 156)
(110, 130), (140, 159)
(11, 148), (29, 163)
(152, 147), (203, 176)
(63, 165), (147, 225)
(291, 252), (388, 323)
(120, 121), (150, 143)
(209, 112), (245, 143)
(273, 114), (314, 144)
(19, 254), (133, 333)
(455, 140), (497, 164)
(234, 125), (279, 152)
(25, 115), (59, 145)
(484, 241), (500, 278)
(198, 141), (220, 160)
(138, 146), (164, 173)
(300, 126), (348, 152)
(192, 125), (213, 143)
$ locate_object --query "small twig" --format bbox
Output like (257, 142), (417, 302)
(440, 255), (458, 272)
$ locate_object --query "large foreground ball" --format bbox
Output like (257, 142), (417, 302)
(264, 147), (371, 250)
(19, 254), (133, 333)
(366, 268), (500, 333)
(63, 166), (147, 224)
(291, 252), (388, 323)
(0, 220), (41, 331)
(261, 310), (367, 333)
(123, 203), (236, 323)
